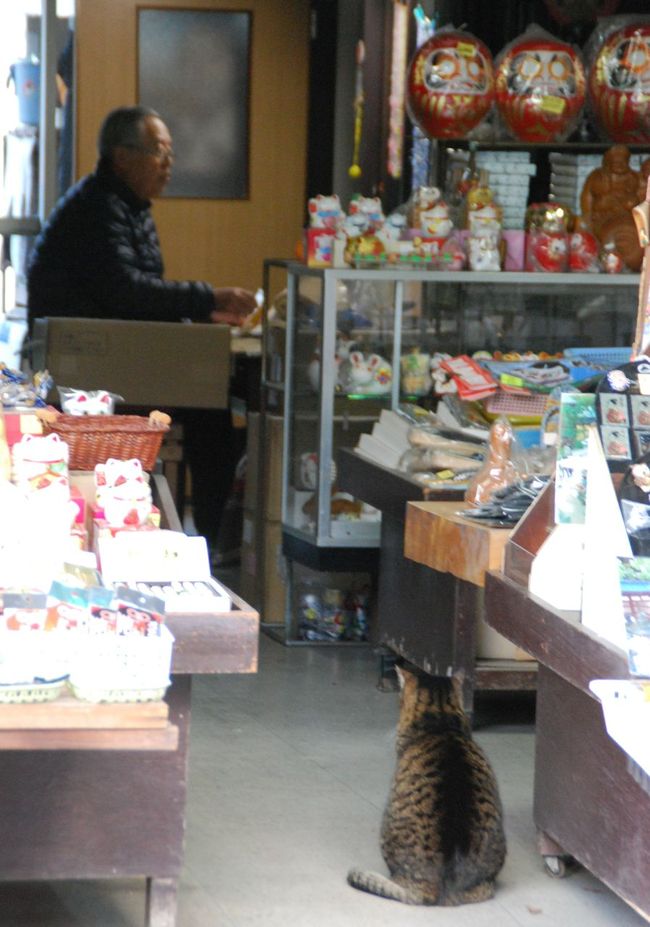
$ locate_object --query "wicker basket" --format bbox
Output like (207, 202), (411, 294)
(42, 413), (170, 471)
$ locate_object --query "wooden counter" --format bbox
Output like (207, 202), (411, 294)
(485, 570), (650, 919)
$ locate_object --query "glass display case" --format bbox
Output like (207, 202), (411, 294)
(262, 260), (639, 553)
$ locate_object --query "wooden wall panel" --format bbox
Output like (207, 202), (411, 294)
(76, 0), (309, 292)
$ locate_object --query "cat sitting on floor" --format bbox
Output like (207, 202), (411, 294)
(347, 664), (506, 905)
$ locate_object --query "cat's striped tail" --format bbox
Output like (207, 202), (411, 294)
(347, 868), (425, 904)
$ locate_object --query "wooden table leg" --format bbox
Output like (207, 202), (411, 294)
(453, 579), (480, 717)
(145, 876), (178, 927)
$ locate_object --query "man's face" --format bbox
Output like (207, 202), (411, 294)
(114, 116), (174, 200)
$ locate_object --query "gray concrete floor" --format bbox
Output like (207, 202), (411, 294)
(0, 625), (646, 926)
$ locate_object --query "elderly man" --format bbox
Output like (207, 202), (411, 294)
(28, 105), (257, 556)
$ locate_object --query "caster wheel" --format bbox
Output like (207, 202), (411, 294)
(544, 855), (567, 878)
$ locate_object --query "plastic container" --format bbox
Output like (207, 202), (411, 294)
(9, 58), (40, 126)
(563, 347), (632, 368)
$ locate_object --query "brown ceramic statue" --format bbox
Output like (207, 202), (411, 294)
(579, 144), (643, 272)
(639, 159), (650, 207)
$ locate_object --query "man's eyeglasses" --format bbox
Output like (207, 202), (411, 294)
(123, 144), (174, 162)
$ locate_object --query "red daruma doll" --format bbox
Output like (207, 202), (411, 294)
(495, 28), (585, 142)
(587, 21), (650, 143)
(406, 28), (495, 139)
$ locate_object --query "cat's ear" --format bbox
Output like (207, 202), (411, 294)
(450, 673), (464, 704)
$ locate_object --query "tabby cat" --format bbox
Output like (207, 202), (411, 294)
(347, 665), (506, 905)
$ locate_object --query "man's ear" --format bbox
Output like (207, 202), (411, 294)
(111, 147), (131, 179)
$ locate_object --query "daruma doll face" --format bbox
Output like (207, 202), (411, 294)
(588, 24), (650, 143)
(407, 31), (494, 139)
(495, 37), (585, 142)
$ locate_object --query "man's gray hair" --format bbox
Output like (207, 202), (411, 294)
(97, 105), (161, 159)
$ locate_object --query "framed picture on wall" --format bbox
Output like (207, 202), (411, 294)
(137, 8), (251, 199)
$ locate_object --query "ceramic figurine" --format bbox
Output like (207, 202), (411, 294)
(308, 193), (345, 229)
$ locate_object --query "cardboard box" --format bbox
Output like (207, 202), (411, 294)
(303, 228), (335, 267)
(240, 510), (286, 624)
(32, 317), (230, 409)
(244, 412), (283, 520)
(477, 615), (532, 661)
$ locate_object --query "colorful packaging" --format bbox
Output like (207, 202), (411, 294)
(586, 17), (650, 143)
(495, 26), (585, 143)
(406, 28), (495, 139)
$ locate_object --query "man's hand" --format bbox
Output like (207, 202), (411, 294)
(210, 287), (257, 326)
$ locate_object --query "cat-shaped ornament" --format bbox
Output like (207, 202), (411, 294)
(348, 665), (506, 905)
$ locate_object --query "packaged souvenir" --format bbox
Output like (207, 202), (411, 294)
(525, 202), (571, 272)
(569, 228), (601, 273)
(400, 349), (431, 397)
(0, 364), (52, 409)
(464, 417), (523, 506)
(495, 25), (586, 143)
(406, 27), (495, 139)
(586, 17), (650, 143)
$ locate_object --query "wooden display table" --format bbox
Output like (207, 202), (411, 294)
(0, 474), (259, 927)
(0, 695), (178, 751)
(338, 450), (536, 710)
(485, 571), (650, 919)
(484, 479), (650, 918)
(405, 500), (511, 587)
(403, 499), (536, 713)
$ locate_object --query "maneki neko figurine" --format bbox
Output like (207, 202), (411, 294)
(308, 194), (345, 229)
(466, 172), (504, 271)
(410, 186), (453, 238)
(348, 195), (385, 232)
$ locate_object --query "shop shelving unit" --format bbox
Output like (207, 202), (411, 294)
(261, 260), (639, 644)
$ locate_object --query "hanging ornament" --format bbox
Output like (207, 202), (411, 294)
(348, 40), (365, 179)
(406, 28), (495, 140)
(410, 4), (436, 192)
(387, 1), (409, 179)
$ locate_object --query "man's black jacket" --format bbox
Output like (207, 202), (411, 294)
(27, 159), (215, 331)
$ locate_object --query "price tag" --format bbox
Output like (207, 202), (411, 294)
(456, 41), (475, 57)
(638, 372), (650, 396)
(540, 95), (566, 114)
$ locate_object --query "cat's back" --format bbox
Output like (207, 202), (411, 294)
(381, 675), (506, 900)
